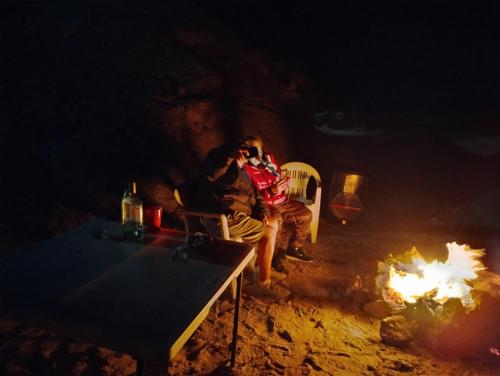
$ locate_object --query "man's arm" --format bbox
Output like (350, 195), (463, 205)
(204, 142), (250, 181)
(204, 143), (238, 181)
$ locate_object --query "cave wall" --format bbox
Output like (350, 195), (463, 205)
(1, 0), (313, 235)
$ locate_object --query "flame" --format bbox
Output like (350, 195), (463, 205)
(379, 242), (485, 310)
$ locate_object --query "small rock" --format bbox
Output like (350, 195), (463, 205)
(380, 315), (415, 347)
(278, 330), (293, 343)
(272, 360), (286, 370)
(367, 365), (376, 371)
(392, 359), (414, 372)
(270, 344), (289, 352)
(364, 300), (393, 319)
(346, 341), (362, 351)
(264, 359), (274, 370)
(266, 316), (276, 333)
(303, 355), (323, 371)
(266, 358), (286, 372)
(315, 320), (325, 330)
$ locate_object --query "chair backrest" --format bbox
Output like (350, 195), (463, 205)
(281, 162), (321, 202)
(174, 182), (229, 240)
(174, 179), (208, 211)
(174, 188), (184, 207)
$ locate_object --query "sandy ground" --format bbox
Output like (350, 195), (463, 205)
(1, 218), (499, 375)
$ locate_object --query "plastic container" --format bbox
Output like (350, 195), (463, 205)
(328, 171), (364, 224)
(144, 206), (163, 231)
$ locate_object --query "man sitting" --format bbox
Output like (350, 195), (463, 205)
(242, 136), (313, 268)
(202, 141), (289, 300)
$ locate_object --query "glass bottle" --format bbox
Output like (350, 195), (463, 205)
(121, 181), (144, 240)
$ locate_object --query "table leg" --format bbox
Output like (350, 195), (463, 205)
(230, 271), (243, 367)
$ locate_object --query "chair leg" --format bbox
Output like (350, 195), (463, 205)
(306, 204), (320, 244)
(230, 279), (237, 300)
(310, 215), (319, 244)
(310, 188), (321, 244)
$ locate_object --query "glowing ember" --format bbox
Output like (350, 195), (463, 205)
(376, 242), (486, 311)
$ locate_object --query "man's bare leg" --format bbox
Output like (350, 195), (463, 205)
(257, 217), (278, 283)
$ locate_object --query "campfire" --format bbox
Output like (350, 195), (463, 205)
(376, 242), (486, 313)
(368, 242), (500, 359)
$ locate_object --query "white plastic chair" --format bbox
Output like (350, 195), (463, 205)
(174, 188), (230, 239)
(280, 162), (321, 244)
(174, 188), (257, 298)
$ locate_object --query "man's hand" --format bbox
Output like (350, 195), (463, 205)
(277, 178), (288, 192)
(235, 149), (249, 168)
(271, 178), (289, 194)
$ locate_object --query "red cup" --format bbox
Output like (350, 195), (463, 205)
(144, 206), (163, 231)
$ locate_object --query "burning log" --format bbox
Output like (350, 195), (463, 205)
(403, 297), (437, 325)
(435, 297), (466, 324)
(375, 242), (485, 313)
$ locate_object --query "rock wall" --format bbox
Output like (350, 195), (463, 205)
(1, 0), (312, 235)
(2, 0), (498, 238)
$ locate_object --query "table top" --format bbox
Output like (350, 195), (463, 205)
(0, 222), (254, 364)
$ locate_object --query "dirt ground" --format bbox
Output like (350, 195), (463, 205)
(1, 218), (499, 375)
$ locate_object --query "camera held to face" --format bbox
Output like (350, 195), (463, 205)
(241, 146), (260, 159)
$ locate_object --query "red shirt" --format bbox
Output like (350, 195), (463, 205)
(243, 153), (288, 206)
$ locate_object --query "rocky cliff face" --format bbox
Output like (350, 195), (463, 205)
(1, 0), (312, 235)
(2, 0), (499, 238)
